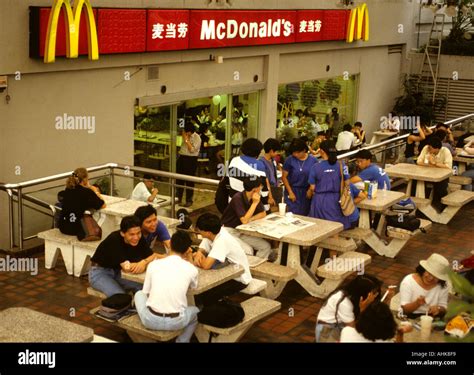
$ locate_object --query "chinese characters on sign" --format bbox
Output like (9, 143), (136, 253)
(152, 22), (188, 39)
(299, 20), (322, 33)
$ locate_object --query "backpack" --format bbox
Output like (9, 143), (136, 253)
(95, 293), (133, 322)
(386, 213), (421, 232)
(215, 176), (231, 214)
(197, 298), (245, 328)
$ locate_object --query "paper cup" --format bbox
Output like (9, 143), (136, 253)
(278, 203), (287, 216)
(420, 315), (433, 338)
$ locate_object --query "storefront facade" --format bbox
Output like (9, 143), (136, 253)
(0, 0), (417, 249)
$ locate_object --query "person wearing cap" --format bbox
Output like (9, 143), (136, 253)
(351, 149), (391, 190)
(131, 174), (159, 203)
(399, 253), (450, 319)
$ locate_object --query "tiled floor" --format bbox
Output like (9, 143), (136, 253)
(0, 202), (472, 343)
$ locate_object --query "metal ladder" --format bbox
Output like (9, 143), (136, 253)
(418, 13), (445, 102)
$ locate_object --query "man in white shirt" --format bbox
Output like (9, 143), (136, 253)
(134, 231), (199, 343)
(193, 213), (252, 306)
(336, 124), (358, 152)
(417, 136), (453, 212)
(131, 174), (159, 203)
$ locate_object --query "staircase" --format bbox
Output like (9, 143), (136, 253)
(418, 13), (445, 103)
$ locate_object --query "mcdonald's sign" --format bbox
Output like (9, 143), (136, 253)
(44, 0), (99, 63)
(346, 4), (369, 43)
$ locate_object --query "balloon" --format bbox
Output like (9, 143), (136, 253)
(212, 95), (221, 106)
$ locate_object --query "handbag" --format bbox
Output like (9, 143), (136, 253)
(197, 298), (245, 328)
(339, 162), (356, 216)
(79, 213), (102, 241)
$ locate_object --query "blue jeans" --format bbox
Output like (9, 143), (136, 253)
(134, 291), (199, 343)
(89, 266), (143, 297)
(315, 322), (343, 343)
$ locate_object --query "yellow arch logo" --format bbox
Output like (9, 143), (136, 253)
(346, 3), (369, 43)
(44, 0), (99, 63)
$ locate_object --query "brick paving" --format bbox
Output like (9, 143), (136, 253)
(0, 202), (472, 343)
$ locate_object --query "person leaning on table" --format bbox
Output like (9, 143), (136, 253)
(416, 136), (453, 212)
(131, 174), (159, 203)
(399, 253), (450, 319)
(89, 216), (157, 297)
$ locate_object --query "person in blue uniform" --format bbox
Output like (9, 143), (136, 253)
(281, 138), (318, 216)
(307, 140), (351, 229)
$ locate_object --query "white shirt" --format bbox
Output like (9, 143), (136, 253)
(418, 146), (453, 169)
(199, 227), (252, 285)
(400, 274), (449, 314)
(340, 327), (391, 343)
(317, 291), (355, 324)
(143, 255), (198, 314)
(179, 132), (202, 157)
(131, 182), (152, 203)
(336, 131), (357, 151)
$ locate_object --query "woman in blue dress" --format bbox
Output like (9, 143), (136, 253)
(282, 138), (318, 215)
(307, 140), (351, 229)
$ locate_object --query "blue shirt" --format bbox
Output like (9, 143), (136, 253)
(145, 221), (171, 247)
(348, 183), (361, 223)
(259, 156), (278, 186)
(358, 164), (391, 190)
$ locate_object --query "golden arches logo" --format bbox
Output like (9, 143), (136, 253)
(346, 3), (369, 43)
(44, 0), (99, 63)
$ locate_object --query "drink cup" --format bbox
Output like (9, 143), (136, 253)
(278, 203), (287, 216)
(420, 315), (433, 338)
(364, 180), (370, 193)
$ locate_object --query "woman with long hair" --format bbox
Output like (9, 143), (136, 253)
(59, 167), (105, 240)
(281, 138), (318, 215)
(315, 274), (382, 342)
(307, 140), (351, 229)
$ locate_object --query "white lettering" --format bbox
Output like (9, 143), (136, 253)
(258, 21), (267, 37)
(216, 22), (226, 40)
(18, 350), (56, 368)
(228, 20), (238, 39)
(283, 20), (292, 37)
(0, 255), (38, 276)
(239, 22), (249, 38)
(54, 113), (96, 134)
(200, 20), (216, 40)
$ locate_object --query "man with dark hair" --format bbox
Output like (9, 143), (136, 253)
(176, 121), (202, 207)
(131, 174), (159, 203)
(134, 231), (199, 343)
(260, 138), (282, 207)
(435, 122), (455, 145)
(221, 177), (274, 260)
(89, 215), (155, 297)
(351, 149), (391, 190)
(353, 121), (366, 144)
(417, 136), (453, 211)
(335, 124), (358, 152)
(134, 205), (171, 252)
(192, 213), (252, 306)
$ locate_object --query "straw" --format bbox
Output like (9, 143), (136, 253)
(281, 186), (285, 203)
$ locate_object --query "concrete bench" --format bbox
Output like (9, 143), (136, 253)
(250, 262), (297, 299)
(117, 314), (184, 342)
(410, 197), (431, 208)
(448, 183), (462, 193)
(195, 296), (281, 343)
(315, 236), (358, 253)
(316, 251), (371, 281)
(418, 190), (474, 225)
(339, 227), (372, 241)
(73, 240), (101, 277)
(37, 229), (75, 275)
(449, 175), (472, 186)
(240, 278), (268, 295)
(386, 219), (432, 240)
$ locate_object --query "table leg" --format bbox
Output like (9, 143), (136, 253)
(406, 180), (413, 196)
(457, 163), (466, 175)
(376, 214), (386, 236)
(415, 180), (426, 199)
(359, 209), (371, 229)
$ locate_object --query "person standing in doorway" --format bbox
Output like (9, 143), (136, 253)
(176, 122), (202, 207)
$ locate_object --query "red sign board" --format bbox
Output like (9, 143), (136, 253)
(147, 10), (190, 52)
(31, 7), (352, 59)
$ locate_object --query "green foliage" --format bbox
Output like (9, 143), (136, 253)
(93, 177), (118, 196)
(320, 79), (341, 104)
(300, 82), (319, 109)
(278, 83), (301, 105)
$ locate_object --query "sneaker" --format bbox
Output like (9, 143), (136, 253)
(267, 250), (278, 263)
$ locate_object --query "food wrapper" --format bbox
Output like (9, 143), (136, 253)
(445, 314), (473, 338)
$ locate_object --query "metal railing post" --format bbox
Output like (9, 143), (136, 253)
(17, 188), (24, 250)
(171, 178), (176, 218)
(7, 189), (15, 249)
(109, 165), (115, 196)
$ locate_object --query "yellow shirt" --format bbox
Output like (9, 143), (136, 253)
(418, 146), (453, 169)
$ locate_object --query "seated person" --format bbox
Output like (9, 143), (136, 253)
(131, 174), (159, 203)
(193, 213), (252, 306)
(340, 301), (410, 343)
(54, 190), (65, 228)
(417, 137), (452, 211)
(461, 139), (474, 191)
(434, 129), (456, 156)
(134, 231), (199, 343)
(348, 182), (366, 229)
(400, 253), (449, 319)
(221, 177), (274, 260)
(351, 149), (391, 190)
(335, 124), (358, 153)
(134, 205), (171, 253)
(352, 122), (366, 144)
(89, 216), (156, 297)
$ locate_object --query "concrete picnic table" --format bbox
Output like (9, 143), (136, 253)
(370, 130), (398, 145)
(454, 149), (474, 174)
(237, 215), (346, 298)
(385, 163), (452, 199)
(356, 190), (407, 232)
(97, 199), (180, 237)
(100, 194), (127, 206)
(0, 307), (94, 342)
